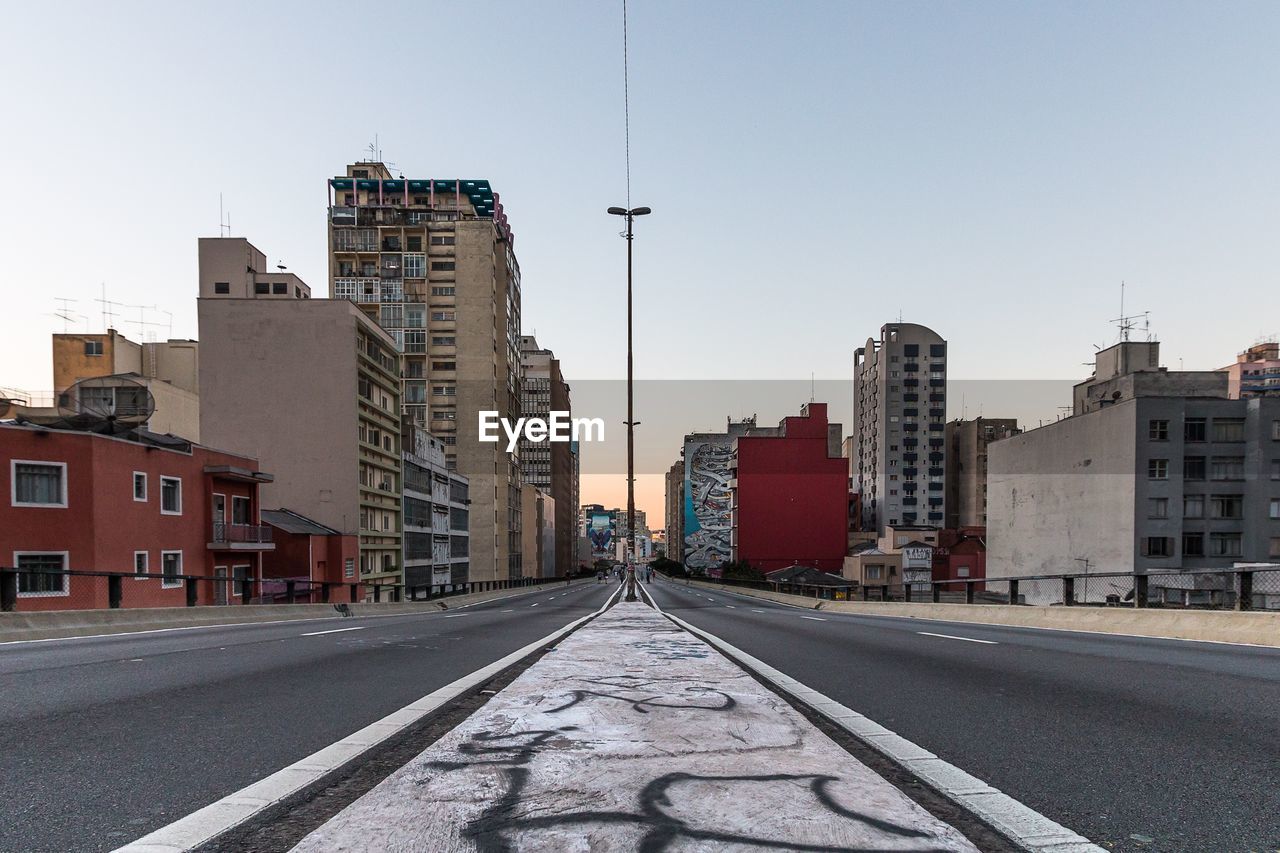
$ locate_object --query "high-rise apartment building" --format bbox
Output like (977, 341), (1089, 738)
(327, 162), (523, 581)
(518, 335), (576, 576)
(944, 418), (1020, 529)
(1221, 341), (1280, 399)
(665, 459), (684, 564)
(853, 323), (948, 533)
(197, 237), (404, 591)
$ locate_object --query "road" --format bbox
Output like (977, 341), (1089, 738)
(648, 578), (1280, 853)
(0, 580), (617, 852)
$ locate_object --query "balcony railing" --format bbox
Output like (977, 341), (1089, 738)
(211, 523), (274, 545)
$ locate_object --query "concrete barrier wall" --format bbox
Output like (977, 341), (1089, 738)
(0, 581), (589, 643)
(679, 579), (1280, 647)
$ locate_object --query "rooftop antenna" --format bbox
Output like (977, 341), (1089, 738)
(219, 193), (232, 237)
(124, 304), (166, 342)
(52, 298), (85, 333)
(810, 372), (815, 404)
(1108, 280), (1150, 344)
(95, 284), (123, 332)
(366, 135), (383, 163)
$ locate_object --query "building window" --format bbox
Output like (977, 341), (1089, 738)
(1148, 497), (1168, 519)
(1148, 420), (1169, 441)
(233, 565), (250, 597)
(272, 282), (287, 295)
(1184, 456), (1206, 481)
(1141, 537), (1173, 557)
(1209, 494), (1244, 519)
(84, 340), (103, 357)
(431, 311), (456, 322)
(134, 551), (148, 579)
(344, 558), (355, 579)
(1183, 494), (1204, 518)
(430, 235), (455, 245)
(1147, 459), (1168, 480)
(15, 552), (69, 596)
(430, 261), (455, 272)
(1272, 420), (1280, 441)
(1270, 497), (1280, 520)
(1210, 457), (1245, 481)
(432, 336), (456, 346)
(133, 472), (147, 502)
(214, 281), (230, 294)
(431, 286), (456, 296)
(1271, 537), (1280, 558)
(232, 495), (251, 525)
(254, 282), (269, 295)
(1209, 533), (1242, 558)
(1184, 418), (1206, 442)
(1212, 418), (1246, 442)
(160, 476), (182, 515)
(866, 565), (883, 580)
(12, 461), (67, 507)
(160, 551), (183, 588)
(1182, 533), (1205, 557)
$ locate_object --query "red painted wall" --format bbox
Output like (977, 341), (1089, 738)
(731, 404), (848, 572)
(1, 425), (268, 610)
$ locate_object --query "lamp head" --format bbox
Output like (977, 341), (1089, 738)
(630, 206), (652, 216)
(606, 206), (628, 216)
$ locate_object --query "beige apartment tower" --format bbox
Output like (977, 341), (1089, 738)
(197, 237), (404, 589)
(327, 163), (523, 581)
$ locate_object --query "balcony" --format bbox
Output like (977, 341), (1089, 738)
(209, 523), (275, 551)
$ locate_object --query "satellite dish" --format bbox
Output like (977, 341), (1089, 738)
(57, 374), (155, 433)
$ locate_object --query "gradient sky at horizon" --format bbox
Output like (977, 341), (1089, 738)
(2, 0), (1278, 527)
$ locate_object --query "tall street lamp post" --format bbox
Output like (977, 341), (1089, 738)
(607, 205), (650, 602)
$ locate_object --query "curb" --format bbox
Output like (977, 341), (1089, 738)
(112, 584), (624, 852)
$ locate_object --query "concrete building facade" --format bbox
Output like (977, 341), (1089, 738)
(988, 341), (1280, 603)
(518, 336), (575, 576)
(51, 330), (201, 441)
(327, 162), (523, 582)
(944, 417), (1020, 529)
(853, 323), (948, 533)
(197, 238), (404, 592)
(402, 424), (470, 589)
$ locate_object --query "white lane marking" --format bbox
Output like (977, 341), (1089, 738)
(501, 609), (514, 613)
(663, 613), (1101, 853)
(800, 616), (827, 622)
(917, 631), (997, 645)
(530, 603), (539, 607)
(300, 627), (366, 637)
(442, 614), (469, 618)
(725, 605), (736, 609)
(117, 584), (626, 853)
(751, 609), (766, 613)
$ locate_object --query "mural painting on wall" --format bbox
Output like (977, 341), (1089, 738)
(683, 439), (734, 576)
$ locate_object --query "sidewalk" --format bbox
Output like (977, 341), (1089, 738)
(291, 599), (980, 852)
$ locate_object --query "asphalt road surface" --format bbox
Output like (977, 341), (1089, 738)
(0, 581), (617, 852)
(648, 578), (1280, 853)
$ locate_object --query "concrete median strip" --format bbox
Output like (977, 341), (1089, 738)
(652, 596), (1103, 853)
(287, 598), (981, 852)
(112, 585), (623, 853)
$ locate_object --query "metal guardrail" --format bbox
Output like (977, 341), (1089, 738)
(209, 523), (274, 545)
(0, 567), (571, 612)
(662, 565), (1280, 612)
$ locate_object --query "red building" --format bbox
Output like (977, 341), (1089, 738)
(730, 403), (849, 572)
(932, 527), (987, 592)
(1, 421), (275, 610)
(261, 509), (359, 602)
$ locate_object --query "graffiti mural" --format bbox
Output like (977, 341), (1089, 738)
(683, 437), (735, 573)
(587, 510), (615, 560)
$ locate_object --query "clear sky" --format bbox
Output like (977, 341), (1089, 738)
(2, 1), (1278, 526)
